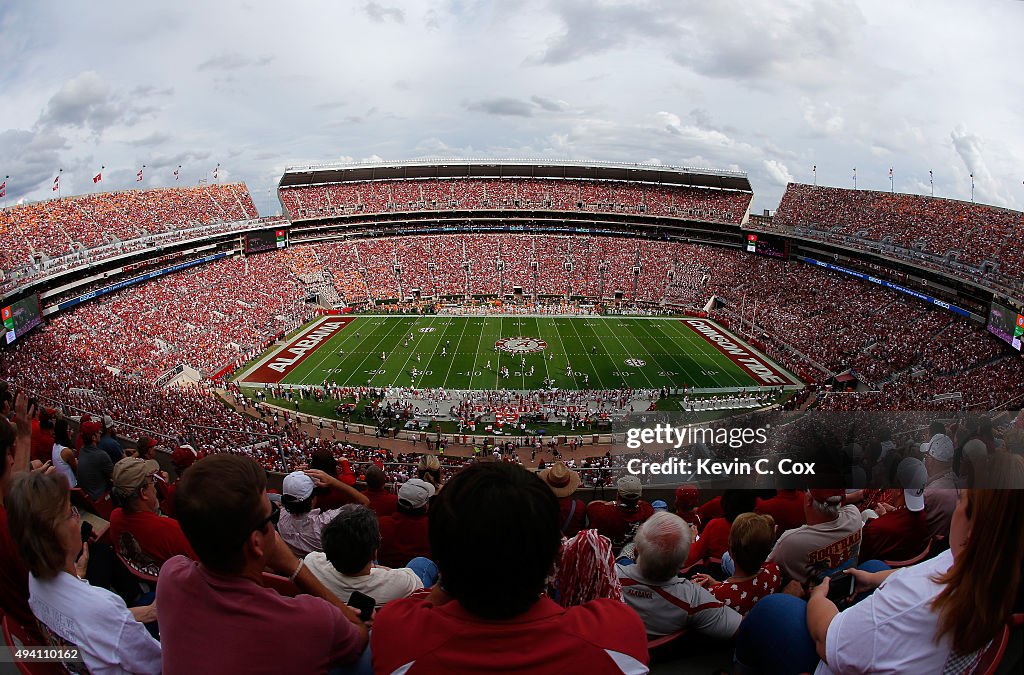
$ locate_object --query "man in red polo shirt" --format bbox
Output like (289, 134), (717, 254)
(364, 464), (398, 518)
(372, 462), (647, 674)
(859, 458), (930, 563)
(109, 457), (197, 565)
(377, 479), (433, 568)
(755, 489), (806, 533)
(586, 475), (654, 553)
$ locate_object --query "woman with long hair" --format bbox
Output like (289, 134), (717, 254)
(739, 452), (1024, 673)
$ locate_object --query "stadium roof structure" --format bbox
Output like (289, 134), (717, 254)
(279, 158), (752, 192)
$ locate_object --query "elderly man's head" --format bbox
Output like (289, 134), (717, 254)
(634, 512), (692, 583)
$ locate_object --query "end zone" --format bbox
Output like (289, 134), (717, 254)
(239, 316), (354, 384)
(681, 318), (801, 387)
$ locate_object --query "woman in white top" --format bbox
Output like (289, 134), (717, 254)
(50, 418), (78, 488)
(739, 453), (1024, 674)
(5, 470), (161, 675)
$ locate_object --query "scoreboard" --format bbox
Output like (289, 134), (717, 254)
(986, 295), (1024, 352)
(2, 292), (43, 345)
(745, 232), (790, 260)
(245, 228), (288, 254)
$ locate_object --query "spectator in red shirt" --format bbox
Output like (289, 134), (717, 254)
(109, 457), (197, 565)
(586, 475), (655, 553)
(538, 461), (586, 536)
(363, 464), (397, 518)
(859, 458), (930, 563)
(30, 407), (55, 465)
(372, 461), (648, 674)
(377, 478), (434, 568)
(684, 489), (758, 568)
(309, 448), (360, 510)
(755, 489), (806, 533)
(673, 484), (703, 529)
(160, 444), (199, 519)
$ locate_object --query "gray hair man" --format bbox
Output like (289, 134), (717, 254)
(617, 511), (741, 639)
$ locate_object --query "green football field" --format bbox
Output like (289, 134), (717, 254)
(240, 315), (798, 392)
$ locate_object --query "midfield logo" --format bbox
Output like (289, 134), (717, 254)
(495, 337), (548, 353)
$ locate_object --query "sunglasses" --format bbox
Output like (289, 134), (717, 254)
(251, 502), (281, 535)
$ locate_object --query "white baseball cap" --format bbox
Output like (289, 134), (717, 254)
(282, 471), (315, 501)
(897, 457), (928, 512)
(921, 434), (954, 463)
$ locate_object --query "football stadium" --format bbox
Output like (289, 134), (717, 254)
(1, 3), (1023, 674)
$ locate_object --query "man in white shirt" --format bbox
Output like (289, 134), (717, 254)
(305, 504), (437, 605)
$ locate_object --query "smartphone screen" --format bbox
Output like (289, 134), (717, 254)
(348, 590), (376, 621)
(826, 572), (855, 602)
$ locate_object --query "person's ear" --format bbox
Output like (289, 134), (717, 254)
(246, 528), (267, 562)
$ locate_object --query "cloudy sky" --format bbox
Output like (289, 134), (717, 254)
(1, 0), (1022, 217)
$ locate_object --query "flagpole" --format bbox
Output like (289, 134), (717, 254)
(58, 169), (63, 200)
(929, 170), (934, 198)
(889, 168), (894, 194)
(970, 173), (975, 203)
(852, 167), (857, 190)
(2, 175), (8, 210)
(813, 165), (817, 187)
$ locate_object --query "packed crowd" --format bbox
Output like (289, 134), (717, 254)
(279, 177), (752, 225)
(291, 234), (707, 303)
(771, 183), (1024, 291)
(41, 253), (310, 379)
(0, 184), (257, 275)
(2, 387), (1021, 673)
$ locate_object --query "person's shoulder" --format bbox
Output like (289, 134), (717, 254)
(375, 594), (432, 626)
(159, 554), (198, 581)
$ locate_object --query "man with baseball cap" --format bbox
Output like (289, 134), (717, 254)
(586, 475), (654, 554)
(278, 469), (368, 557)
(109, 456), (197, 565)
(539, 461), (586, 536)
(98, 415), (124, 463)
(921, 433), (963, 540)
(767, 488), (863, 587)
(859, 457), (930, 562)
(77, 419), (113, 501)
(377, 478), (434, 568)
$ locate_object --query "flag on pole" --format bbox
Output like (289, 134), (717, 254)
(93, 166), (104, 184)
(52, 175), (60, 192)
(0, 180), (6, 199)
(173, 166), (181, 181)
(889, 168), (893, 179)
(137, 166), (145, 182)
(213, 164), (219, 180)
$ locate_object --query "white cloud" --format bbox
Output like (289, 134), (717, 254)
(0, 0), (1019, 217)
(763, 159), (794, 186)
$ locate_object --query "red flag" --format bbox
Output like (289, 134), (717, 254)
(93, 173), (102, 184)
(0, 181), (5, 199)
(136, 168), (144, 182)
(52, 176), (60, 192)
